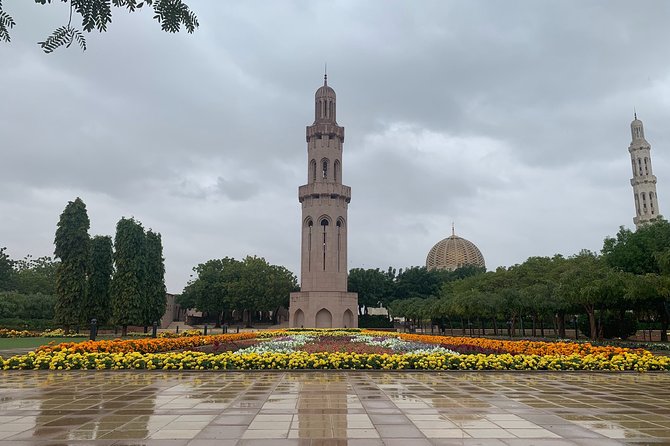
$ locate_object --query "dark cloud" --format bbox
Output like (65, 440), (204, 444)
(1, 1), (669, 291)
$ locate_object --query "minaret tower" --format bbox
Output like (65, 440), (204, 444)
(289, 75), (358, 328)
(629, 114), (661, 229)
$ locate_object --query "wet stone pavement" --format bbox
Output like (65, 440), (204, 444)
(0, 371), (668, 446)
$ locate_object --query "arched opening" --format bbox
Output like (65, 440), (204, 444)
(306, 219), (313, 271)
(315, 308), (332, 328)
(321, 158), (329, 179)
(294, 309), (305, 328)
(334, 160), (340, 182)
(635, 194), (641, 216)
(336, 219), (342, 272)
(343, 309), (354, 328)
(310, 160), (317, 183)
(321, 218), (329, 271)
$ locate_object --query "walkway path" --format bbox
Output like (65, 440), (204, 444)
(0, 371), (667, 445)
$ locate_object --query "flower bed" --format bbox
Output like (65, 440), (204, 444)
(35, 332), (257, 354)
(0, 328), (87, 338)
(1, 329), (668, 372)
(394, 333), (647, 357)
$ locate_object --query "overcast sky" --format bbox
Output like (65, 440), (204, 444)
(2, 1), (670, 293)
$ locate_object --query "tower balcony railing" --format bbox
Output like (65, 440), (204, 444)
(306, 123), (345, 142)
(299, 183), (351, 203)
(630, 175), (657, 186)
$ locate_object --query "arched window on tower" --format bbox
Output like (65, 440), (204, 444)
(336, 219), (342, 272)
(642, 192), (647, 213)
(334, 160), (340, 182)
(322, 159), (329, 179)
(306, 219), (313, 271)
(321, 219), (329, 271)
(645, 158), (649, 175)
(310, 159), (317, 183)
(635, 194), (641, 216)
(638, 158), (643, 176)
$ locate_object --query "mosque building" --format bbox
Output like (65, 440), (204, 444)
(426, 224), (486, 272)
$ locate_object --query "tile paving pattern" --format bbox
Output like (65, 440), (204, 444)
(0, 371), (668, 445)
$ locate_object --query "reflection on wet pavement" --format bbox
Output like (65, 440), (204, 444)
(0, 371), (668, 445)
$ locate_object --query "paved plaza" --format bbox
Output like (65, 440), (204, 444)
(0, 371), (668, 445)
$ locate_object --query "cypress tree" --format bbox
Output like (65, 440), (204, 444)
(87, 235), (113, 324)
(54, 197), (90, 333)
(143, 230), (167, 327)
(110, 218), (145, 336)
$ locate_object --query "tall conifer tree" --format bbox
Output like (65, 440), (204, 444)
(54, 197), (90, 332)
(110, 218), (145, 336)
(87, 235), (113, 324)
(143, 230), (167, 327)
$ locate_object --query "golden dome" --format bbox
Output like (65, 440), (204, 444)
(426, 230), (485, 272)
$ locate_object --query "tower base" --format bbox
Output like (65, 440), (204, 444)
(289, 291), (359, 328)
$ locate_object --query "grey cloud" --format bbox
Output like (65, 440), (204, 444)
(2, 1), (669, 292)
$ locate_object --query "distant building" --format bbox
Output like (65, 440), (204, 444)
(629, 114), (662, 229)
(160, 293), (186, 328)
(426, 225), (485, 271)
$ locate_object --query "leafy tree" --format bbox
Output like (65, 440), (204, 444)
(54, 197), (90, 332)
(143, 230), (166, 327)
(0, 291), (56, 320)
(0, 247), (16, 291)
(86, 235), (113, 324)
(179, 257), (241, 326)
(13, 255), (58, 295)
(555, 251), (627, 340)
(348, 268), (394, 315)
(393, 266), (447, 301)
(512, 255), (567, 337)
(603, 220), (670, 340)
(229, 256), (297, 326)
(1, 0), (198, 53)
(110, 217), (145, 335)
(603, 220), (670, 275)
(181, 256), (297, 327)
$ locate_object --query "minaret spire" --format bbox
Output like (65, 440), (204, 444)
(324, 63), (327, 85)
(452, 222), (455, 236)
(628, 113), (661, 229)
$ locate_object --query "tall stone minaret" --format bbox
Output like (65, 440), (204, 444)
(629, 114), (661, 229)
(289, 75), (358, 328)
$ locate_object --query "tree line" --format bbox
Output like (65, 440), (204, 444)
(1, 197), (167, 334)
(379, 220), (670, 341)
(178, 256), (298, 327)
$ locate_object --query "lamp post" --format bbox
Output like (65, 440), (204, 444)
(89, 319), (97, 341)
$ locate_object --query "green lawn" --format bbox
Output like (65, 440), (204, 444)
(0, 336), (91, 350)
